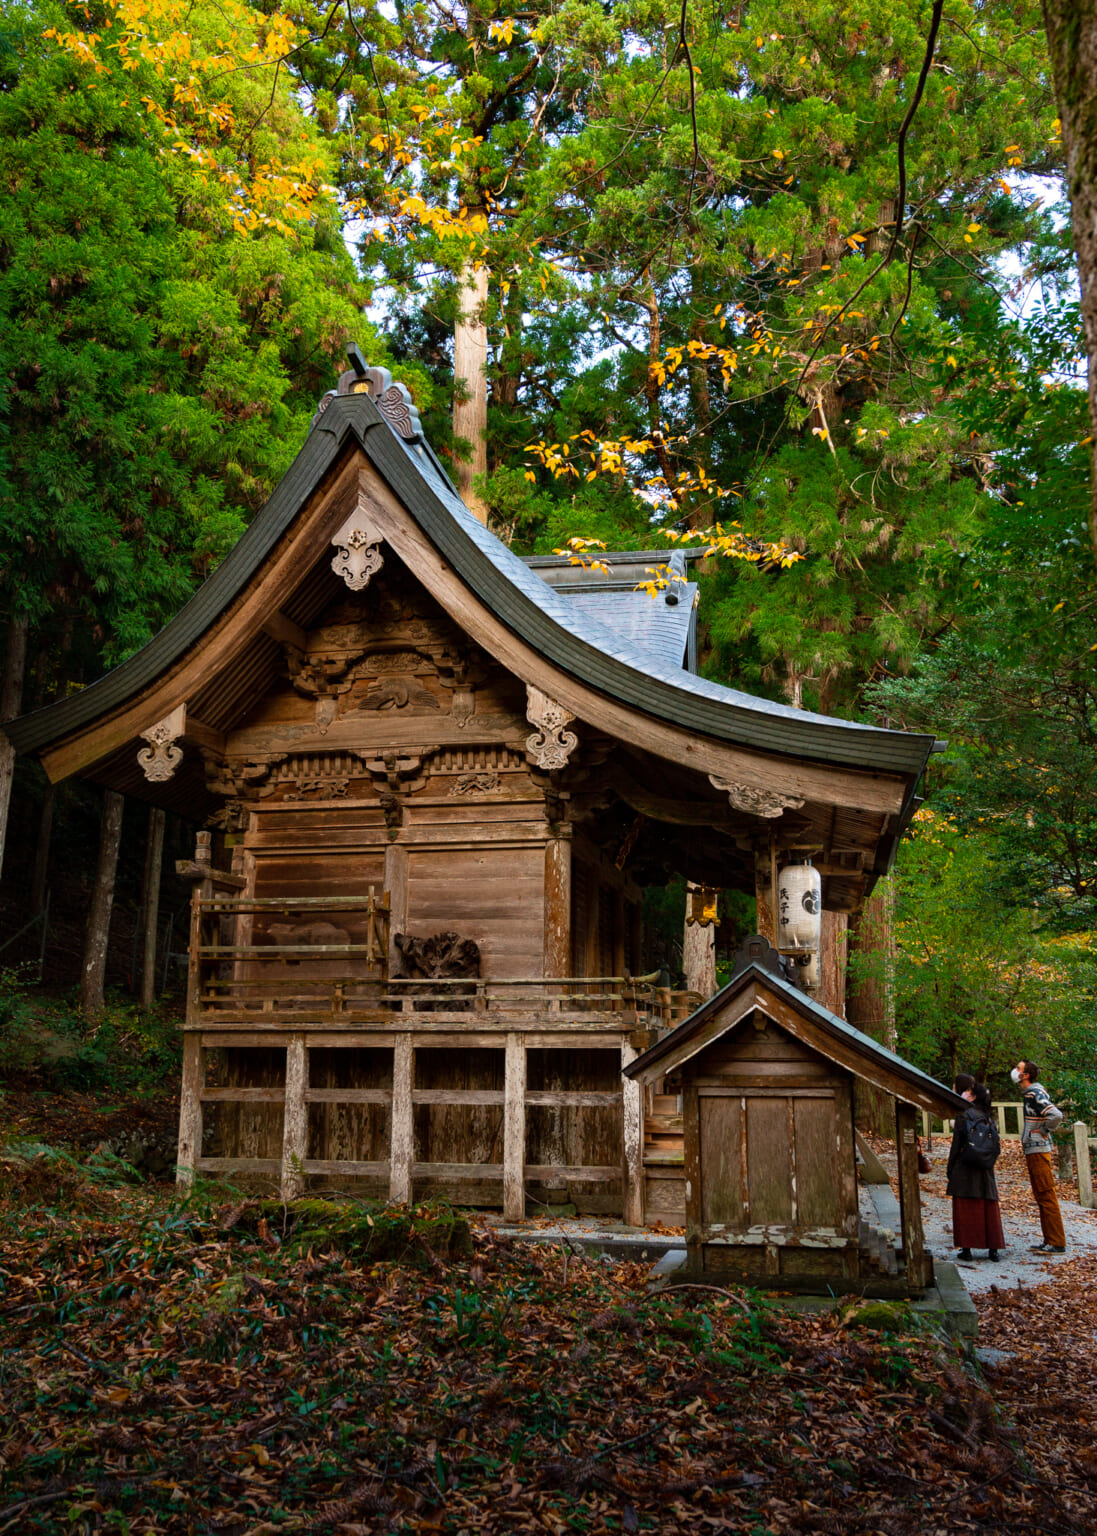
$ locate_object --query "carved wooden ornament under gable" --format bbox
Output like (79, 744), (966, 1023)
(330, 490), (386, 591)
(137, 703), (186, 782)
(708, 774), (805, 819)
(525, 686), (578, 771)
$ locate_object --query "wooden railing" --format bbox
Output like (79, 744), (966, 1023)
(188, 893), (698, 1031)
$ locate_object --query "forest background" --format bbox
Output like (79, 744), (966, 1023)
(0, 0), (1094, 1116)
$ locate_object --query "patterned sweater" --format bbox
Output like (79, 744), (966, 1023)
(1021, 1082), (1064, 1155)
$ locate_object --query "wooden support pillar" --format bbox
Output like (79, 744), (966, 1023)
(543, 836), (571, 978)
(895, 1099), (928, 1290)
(281, 1034), (307, 1200)
(584, 868), (600, 977)
(819, 909), (849, 1018)
(629, 901), (643, 974)
(613, 890), (627, 978)
(384, 843), (408, 980)
(849, 881), (895, 1133)
(390, 1032), (413, 1203)
(754, 847), (777, 944)
(621, 1040), (643, 1226)
(503, 1032), (526, 1221)
(139, 806), (166, 1010)
(176, 1034), (203, 1188)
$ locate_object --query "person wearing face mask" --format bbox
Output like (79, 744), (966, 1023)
(1012, 1059), (1067, 1254)
(947, 1074), (1004, 1262)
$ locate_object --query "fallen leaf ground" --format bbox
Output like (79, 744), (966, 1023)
(1, 1159), (1096, 1536)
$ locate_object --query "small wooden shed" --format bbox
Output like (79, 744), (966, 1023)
(625, 939), (965, 1296)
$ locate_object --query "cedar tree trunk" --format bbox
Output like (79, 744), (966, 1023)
(1042, 0), (1097, 556)
(0, 617), (28, 883)
(79, 789), (125, 1021)
(453, 254), (489, 524)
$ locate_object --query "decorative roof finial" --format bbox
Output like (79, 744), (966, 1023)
(310, 345), (423, 441)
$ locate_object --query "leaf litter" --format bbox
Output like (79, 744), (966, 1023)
(0, 1151), (1095, 1534)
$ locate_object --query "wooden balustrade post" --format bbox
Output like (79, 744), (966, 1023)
(1074, 1122), (1095, 1209)
(281, 1034), (307, 1200)
(621, 1039), (643, 1226)
(503, 1033), (527, 1221)
(390, 1033), (413, 1203)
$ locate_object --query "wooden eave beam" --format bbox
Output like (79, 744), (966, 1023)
(260, 610), (307, 652)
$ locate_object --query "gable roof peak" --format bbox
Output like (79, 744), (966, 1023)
(311, 346), (423, 443)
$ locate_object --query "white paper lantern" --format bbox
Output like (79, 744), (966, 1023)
(777, 863), (822, 952)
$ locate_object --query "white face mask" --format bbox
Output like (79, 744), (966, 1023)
(1010, 1067), (1022, 1084)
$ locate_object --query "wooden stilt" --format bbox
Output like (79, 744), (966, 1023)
(390, 1032), (413, 1203)
(177, 1034), (203, 1188)
(621, 1039), (643, 1226)
(503, 1032), (526, 1221)
(281, 1034), (307, 1200)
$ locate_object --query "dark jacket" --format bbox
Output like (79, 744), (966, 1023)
(946, 1106), (1000, 1201)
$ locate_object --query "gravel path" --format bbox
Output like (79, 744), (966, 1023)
(882, 1137), (1097, 1294)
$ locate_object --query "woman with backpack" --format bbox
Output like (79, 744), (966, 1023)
(947, 1075), (1005, 1262)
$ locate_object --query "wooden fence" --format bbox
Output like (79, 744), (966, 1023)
(1074, 1122), (1097, 1210)
(920, 1101), (1024, 1143)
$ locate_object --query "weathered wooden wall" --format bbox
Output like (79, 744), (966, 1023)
(674, 1012), (859, 1287)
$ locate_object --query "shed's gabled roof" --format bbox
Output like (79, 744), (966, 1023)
(5, 390), (936, 807)
(624, 961), (965, 1117)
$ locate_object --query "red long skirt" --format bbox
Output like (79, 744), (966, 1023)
(952, 1197), (1005, 1251)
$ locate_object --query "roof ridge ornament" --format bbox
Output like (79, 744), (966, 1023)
(525, 685), (578, 770)
(311, 344), (423, 441)
(709, 774), (805, 818)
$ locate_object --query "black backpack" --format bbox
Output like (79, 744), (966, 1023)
(960, 1113), (1000, 1171)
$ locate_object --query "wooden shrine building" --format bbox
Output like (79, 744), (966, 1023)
(5, 357), (939, 1228)
(626, 938), (965, 1296)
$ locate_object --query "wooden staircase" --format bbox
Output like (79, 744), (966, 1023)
(642, 1091), (686, 1223)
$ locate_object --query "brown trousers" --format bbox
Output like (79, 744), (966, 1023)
(1026, 1151), (1066, 1248)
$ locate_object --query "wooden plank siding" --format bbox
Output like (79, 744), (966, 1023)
(187, 1031), (637, 1213)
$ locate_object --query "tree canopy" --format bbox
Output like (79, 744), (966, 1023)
(3, 0), (1094, 1088)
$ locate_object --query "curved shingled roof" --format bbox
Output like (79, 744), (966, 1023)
(5, 392), (936, 792)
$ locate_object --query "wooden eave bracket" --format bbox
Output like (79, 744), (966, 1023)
(709, 773), (806, 819)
